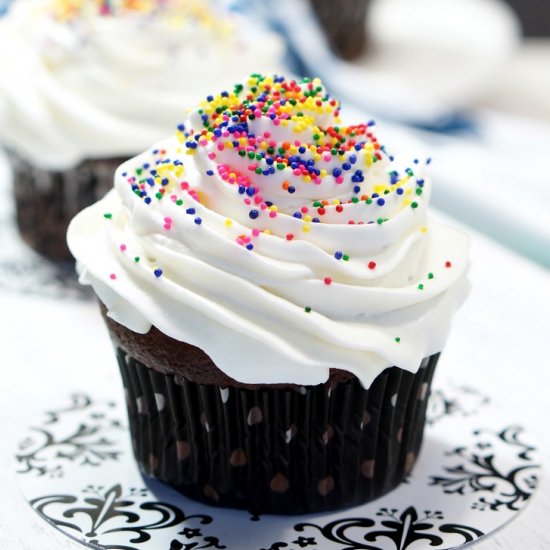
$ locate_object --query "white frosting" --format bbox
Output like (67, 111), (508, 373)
(0, 0), (284, 169)
(67, 75), (470, 388)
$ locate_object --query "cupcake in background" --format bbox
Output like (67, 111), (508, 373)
(68, 74), (470, 514)
(309, 0), (370, 60)
(0, 0), (285, 260)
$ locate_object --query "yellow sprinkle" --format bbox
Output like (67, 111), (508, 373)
(303, 215), (312, 222)
(224, 219), (233, 228)
(420, 226), (428, 234)
(302, 225), (311, 233)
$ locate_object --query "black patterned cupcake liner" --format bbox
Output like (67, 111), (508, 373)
(8, 151), (125, 261)
(116, 346), (439, 515)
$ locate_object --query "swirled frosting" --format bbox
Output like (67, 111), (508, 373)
(0, 0), (284, 169)
(68, 74), (470, 387)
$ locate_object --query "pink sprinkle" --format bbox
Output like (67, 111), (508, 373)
(254, 196), (263, 205)
(217, 143), (224, 151)
(207, 152), (216, 160)
(252, 228), (260, 237)
(273, 119), (280, 126)
(244, 198), (251, 205)
(180, 182), (189, 190)
(120, 244), (127, 252)
(269, 211), (277, 218)
(335, 176), (344, 184)
(301, 206), (309, 213)
(110, 273), (117, 280)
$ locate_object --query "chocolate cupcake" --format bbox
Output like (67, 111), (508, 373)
(67, 74), (470, 514)
(309, 0), (371, 60)
(0, 0), (284, 260)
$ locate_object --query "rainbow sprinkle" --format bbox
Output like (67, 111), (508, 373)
(50, 0), (231, 32)
(115, 74), (433, 283)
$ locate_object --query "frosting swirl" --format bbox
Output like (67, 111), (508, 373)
(68, 74), (470, 387)
(0, 0), (284, 169)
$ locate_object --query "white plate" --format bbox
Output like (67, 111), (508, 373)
(15, 381), (541, 550)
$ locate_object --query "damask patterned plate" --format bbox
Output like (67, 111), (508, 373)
(15, 382), (541, 550)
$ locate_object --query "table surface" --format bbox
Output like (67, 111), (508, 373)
(0, 157), (549, 549)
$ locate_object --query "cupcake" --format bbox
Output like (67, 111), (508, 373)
(67, 74), (470, 514)
(0, 0), (284, 260)
(309, 0), (370, 60)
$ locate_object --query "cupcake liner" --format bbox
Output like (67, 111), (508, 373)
(8, 151), (125, 261)
(115, 345), (439, 515)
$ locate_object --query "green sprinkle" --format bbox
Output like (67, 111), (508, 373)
(411, 201), (419, 209)
(135, 168), (143, 176)
(305, 306), (312, 313)
(103, 213), (112, 219)
(366, 198), (373, 204)
(155, 192), (163, 200)
(255, 168), (262, 175)
(428, 272), (434, 279)
(277, 163), (286, 170)
(418, 283), (424, 290)
(238, 150), (246, 157)
(395, 337), (401, 343)
(176, 199), (183, 206)
(351, 197), (359, 203)
(377, 217), (384, 225)
(134, 256), (140, 263)
(343, 254), (350, 261)
(416, 188), (423, 196)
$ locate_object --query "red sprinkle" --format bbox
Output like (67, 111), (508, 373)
(286, 233), (294, 241)
(368, 261), (377, 270)
(445, 261), (452, 268)
(324, 277), (332, 285)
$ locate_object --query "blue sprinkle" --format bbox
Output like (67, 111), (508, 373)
(246, 244), (254, 251)
(377, 198), (385, 206)
(144, 197), (152, 204)
(154, 268), (163, 278)
(334, 251), (343, 260)
(246, 187), (256, 197)
(293, 212), (302, 219)
(249, 210), (259, 220)
(194, 217), (202, 225)
(287, 186), (296, 194)
(186, 208), (196, 215)
(206, 170), (214, 177)
(396, 188), (404, 195)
